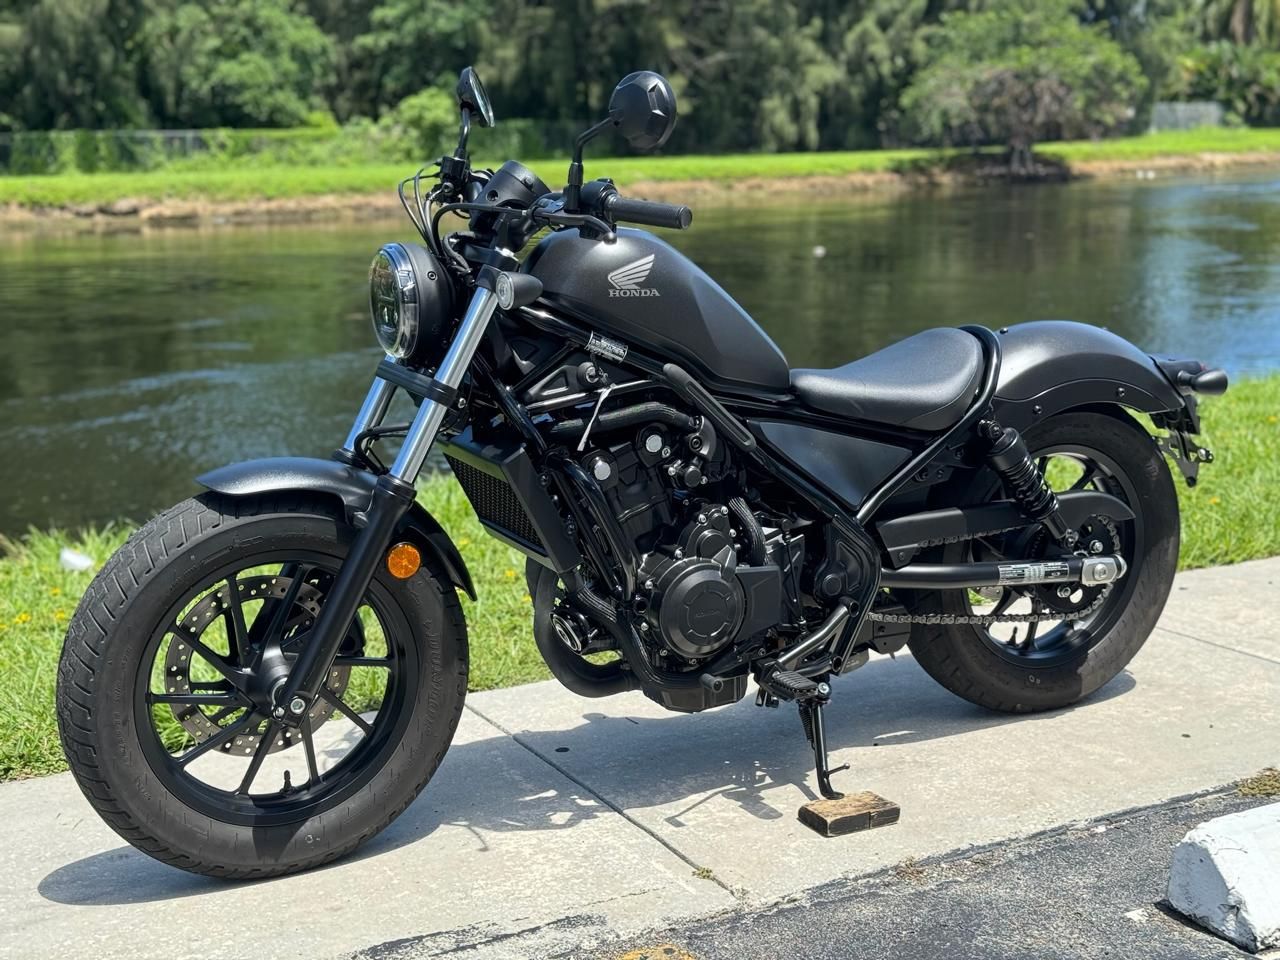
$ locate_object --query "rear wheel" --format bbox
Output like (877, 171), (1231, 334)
(56, 492), (468, 878)
(905, 410), (1179, 713)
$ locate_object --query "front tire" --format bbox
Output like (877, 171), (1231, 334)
(56, 492), (468, 878)
(905, 410), (1179, 713)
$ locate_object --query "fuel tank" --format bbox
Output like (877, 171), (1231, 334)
(523, 227), (790, 393)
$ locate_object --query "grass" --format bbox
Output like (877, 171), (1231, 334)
(6, 128), (1280, 211)
(1239, 768), (1280, 797)
(0, 376), (1276, 780)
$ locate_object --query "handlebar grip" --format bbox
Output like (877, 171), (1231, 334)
(605, 194), (693, 230)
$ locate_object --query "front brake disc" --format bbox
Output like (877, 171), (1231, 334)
(163, 575), (354, 755)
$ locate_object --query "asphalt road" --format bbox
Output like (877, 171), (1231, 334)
(596, 791), (1278, 960)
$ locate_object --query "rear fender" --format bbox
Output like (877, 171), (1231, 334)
(196, 456), (476, 600)
(989, 321), (1227, 486)
(990, 321), (1187, 429)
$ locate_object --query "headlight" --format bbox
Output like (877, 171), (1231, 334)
(368, 242), (453, 361)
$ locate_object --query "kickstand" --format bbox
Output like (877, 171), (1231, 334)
(799, 696), (848, 801)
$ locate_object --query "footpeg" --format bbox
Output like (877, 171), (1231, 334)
(767, 669), (820, 701)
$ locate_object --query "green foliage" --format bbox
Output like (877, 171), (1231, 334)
(142, 0), (334, 128)
(379, 86), (458, 160)
(10, 0), (149, 130)
(1168, 39), (1280, 125)
(1195, 0), (1280, 45)
(900, 0), (1147, 171)
(11, 128), (1280, 204)
(0, 0), (1278, 167)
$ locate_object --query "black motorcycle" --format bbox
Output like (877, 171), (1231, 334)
(57, 68), (1228, 877)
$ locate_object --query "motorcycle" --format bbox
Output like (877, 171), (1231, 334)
(57, 68), (1229, 877)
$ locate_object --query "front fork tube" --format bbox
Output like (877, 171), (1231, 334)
(276, 287), (499, 722)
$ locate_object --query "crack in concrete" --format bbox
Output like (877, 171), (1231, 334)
(462, 702), (744, 903)
(1156, 626), (1280, 667)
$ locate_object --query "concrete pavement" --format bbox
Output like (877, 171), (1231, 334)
(1, 557), (1277, 960)
(601, 791), (1280, 960)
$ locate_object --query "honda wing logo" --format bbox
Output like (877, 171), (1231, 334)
(607, 254), (660, 298)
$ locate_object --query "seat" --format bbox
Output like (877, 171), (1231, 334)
(790, 328), (984, 432)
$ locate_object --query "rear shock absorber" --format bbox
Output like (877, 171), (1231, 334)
(980, 420), (1075, 545)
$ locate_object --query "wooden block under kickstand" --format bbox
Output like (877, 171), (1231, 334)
(798, 790), (900, 837)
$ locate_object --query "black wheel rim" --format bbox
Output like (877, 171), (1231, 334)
(133, 549), (420, 827)
(965, 440), (1145, 669)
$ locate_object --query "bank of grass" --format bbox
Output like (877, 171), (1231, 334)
(1, 375), (1277, 779)
(6, 128), (1280, 213)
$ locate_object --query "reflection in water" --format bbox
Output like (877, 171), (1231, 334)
(1, 170), (1279, 535)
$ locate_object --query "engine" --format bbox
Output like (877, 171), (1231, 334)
(638, 505), (743, 659)
(577, 416), (802, 671)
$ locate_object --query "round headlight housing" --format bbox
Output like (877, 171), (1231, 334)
(368, 242), (453, 362)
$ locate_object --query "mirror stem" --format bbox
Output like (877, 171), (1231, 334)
(455, 107), (473, 159)
(564, 117), (615, 212)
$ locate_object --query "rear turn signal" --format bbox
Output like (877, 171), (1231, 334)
(385, 542), (422, 579)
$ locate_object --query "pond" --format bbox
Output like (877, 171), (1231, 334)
(2, 169), (1279, 537)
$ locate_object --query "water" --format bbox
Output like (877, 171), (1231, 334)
(3, 170), (1280, 537)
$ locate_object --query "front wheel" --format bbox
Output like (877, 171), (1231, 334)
(905, 410), (1180, 713)
(56, 492), (468, 878)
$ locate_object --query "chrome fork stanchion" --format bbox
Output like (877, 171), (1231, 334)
(339, 355), (397, 459)
(389, 287), (496, 482)
(278, 288), (500, 723)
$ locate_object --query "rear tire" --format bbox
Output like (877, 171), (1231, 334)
(56, 492), (468, 878)
(905, 410), (1179, 713)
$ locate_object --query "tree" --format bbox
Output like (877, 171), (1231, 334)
(346, 0), (486, 119)
(8, 0), (150, 129)
(1195, 0), (1280, 45)
(1168, 39), (1280, 125)
(142, 0), (333, 128)
(900, 0), (1147, 174)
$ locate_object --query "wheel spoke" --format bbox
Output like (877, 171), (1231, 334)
(333, 656), (392, 668)
(173, 625), (242, 686)
(301, 713), (321, 784)
(188, 679), (233, 691)
(148, 691), (243, 706)
(235, 721), (278, 795)
(223, 573), (253, 665)
(1022, 617), (1041, 651)
(990, 590), (1018, 618)
(258, 565), (311, 648)
(175, 713), (256, 766)
(206, 703), (242, 726)
(1070, 463), (1101, 491)
(319, 688), (373, 736)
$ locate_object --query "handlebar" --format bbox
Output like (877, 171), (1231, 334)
(603, 194), (693, 230)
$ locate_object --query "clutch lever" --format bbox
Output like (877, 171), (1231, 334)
(530, 204), (616, 242)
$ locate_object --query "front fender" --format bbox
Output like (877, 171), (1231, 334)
(990, 320), (1185, 430)
(196, 456), (476, 600)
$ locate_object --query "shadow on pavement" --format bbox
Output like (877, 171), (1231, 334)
(507, 657), (1136, 823)
(37, 658), (1135, 907)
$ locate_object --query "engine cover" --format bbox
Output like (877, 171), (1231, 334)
(645, 557), (744, 658)
(639, 503), (746, 660)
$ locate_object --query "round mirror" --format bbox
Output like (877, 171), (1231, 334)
(457, 66), (495, 128)
(608, 71), (677, 151)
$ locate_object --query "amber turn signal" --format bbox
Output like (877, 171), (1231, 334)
(385, 542), (422, 579)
